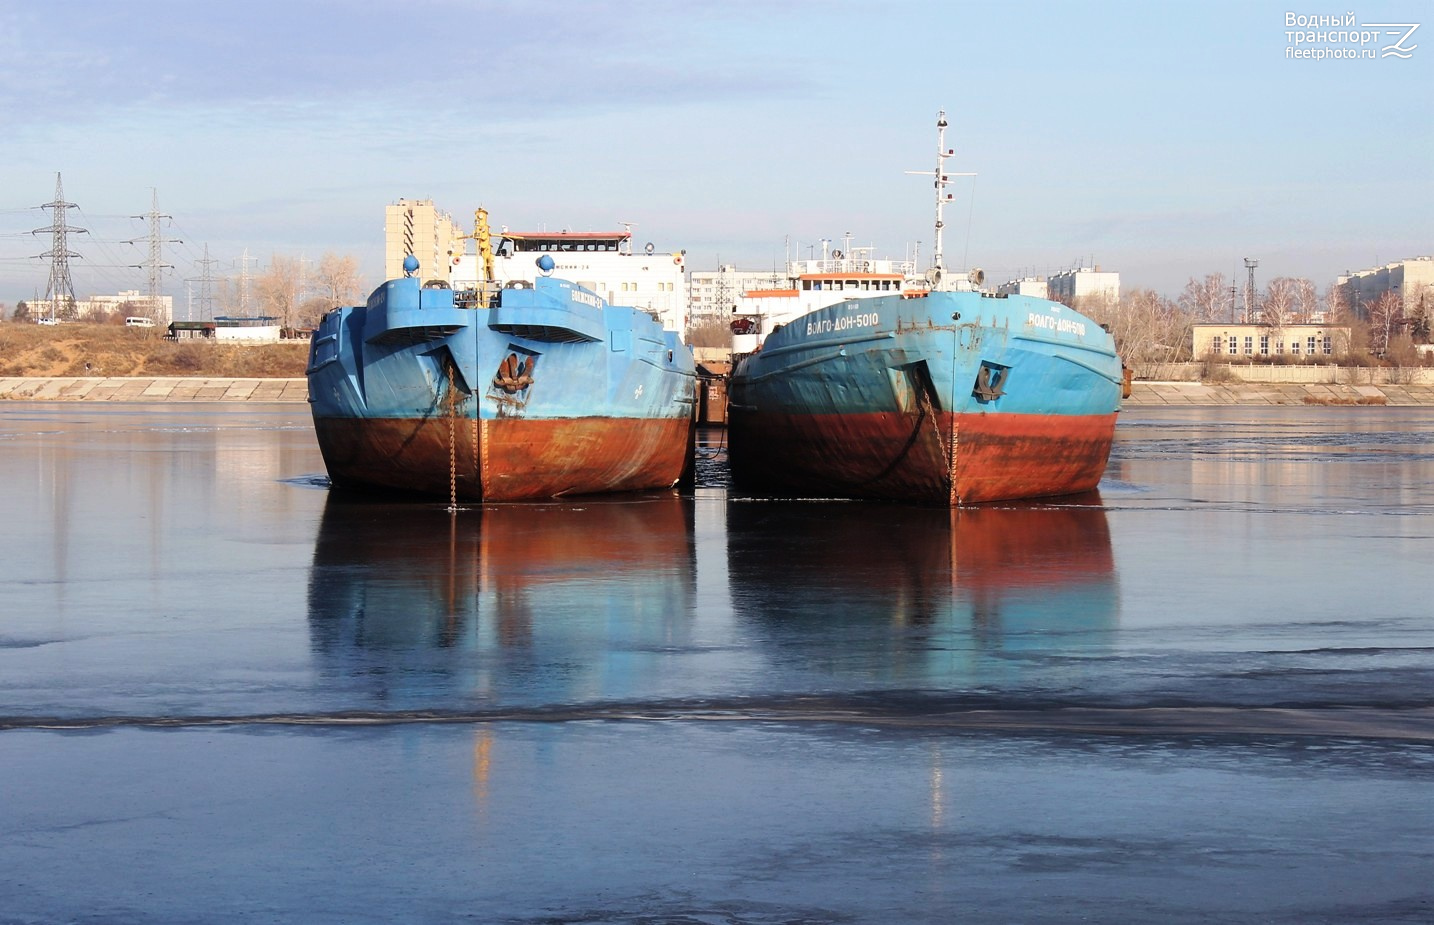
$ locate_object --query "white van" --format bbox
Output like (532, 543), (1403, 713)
(124, 316), (155, 328)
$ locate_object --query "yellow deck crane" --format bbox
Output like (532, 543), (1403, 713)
(460, 208), (496, 305)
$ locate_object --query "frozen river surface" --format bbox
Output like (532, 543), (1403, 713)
(1, 404), (1431, 923)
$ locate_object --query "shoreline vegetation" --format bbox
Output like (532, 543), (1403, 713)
(0, 323), (307, 379)
(1303, 394), (1388, 405)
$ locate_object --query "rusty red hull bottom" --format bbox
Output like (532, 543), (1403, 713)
(728, 409), (1117, 504)
(314, 415), (693, 501)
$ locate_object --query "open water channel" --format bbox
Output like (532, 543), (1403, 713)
(1, 403), (1431, 924)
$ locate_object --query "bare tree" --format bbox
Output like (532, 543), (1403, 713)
(108, 301), (141, 325)
(314, 253), (363, 308)
(1292, 278), (1319, 323)
(1323, 285), (1350, 325)
(1083, 289), (1189, 365)
(214, 277), (237, 318)
(294, 296), (334, 331)
(686, 316), (734, 349)
(1262, 277), (1298, 330)
(1367, 291), (1405, 357)
(256, 255), (301, 330)
(1177, 273), (1230, 322)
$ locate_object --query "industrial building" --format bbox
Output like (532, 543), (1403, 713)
(1191, 323), (1352, 359)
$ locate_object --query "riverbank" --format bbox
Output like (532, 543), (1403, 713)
(0, 324), (306, 378)
(1127, 380), (1434, 405)
(0, 377), (308, 402)
(2, 376), (1434, 405)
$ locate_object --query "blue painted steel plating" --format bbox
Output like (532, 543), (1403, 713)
(306, 275), (697, 499)
(734, 290), (1122, 419)
(727, 288), (1123, 503)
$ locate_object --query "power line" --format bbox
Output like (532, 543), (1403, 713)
(74, 205), (147, 295)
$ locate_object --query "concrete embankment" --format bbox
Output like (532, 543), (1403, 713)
(0, 377), (309, 402)
(1, 377), (1433, 405)
(1124, 381), (1434, 405)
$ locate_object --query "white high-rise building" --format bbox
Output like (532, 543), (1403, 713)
(1336, 257), (1434, 319)
(384, 198), (464, 283)
(689, 265), (790, 321)
(995, 277), (1049, 299)
(1046, 266), (1120, 306)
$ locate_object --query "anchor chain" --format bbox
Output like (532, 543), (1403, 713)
(859, 375), (947, 489)
(447, 363), (458, 511)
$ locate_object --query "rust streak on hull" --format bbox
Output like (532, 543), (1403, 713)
(729, 410), (1116, 505)
(314, 416), (692, 501)
(949, 411), (1117, 504)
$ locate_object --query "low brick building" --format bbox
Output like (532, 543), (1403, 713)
(1192, 323), (1352, 360)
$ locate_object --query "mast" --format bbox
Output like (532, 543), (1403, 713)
(906, 110), (974, 289)
(932, 112), (950, 278)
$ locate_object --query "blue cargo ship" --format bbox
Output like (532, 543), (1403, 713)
(307, 253), (697, 501)
(727, 113), (1124, 504)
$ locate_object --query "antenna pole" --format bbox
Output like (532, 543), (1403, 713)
(933, 112), (948, 275)
(905, 110), (973, 289)
(1244, 257), (1259, 322)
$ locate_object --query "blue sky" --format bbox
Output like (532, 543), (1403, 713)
(1, 0), (1429, 306)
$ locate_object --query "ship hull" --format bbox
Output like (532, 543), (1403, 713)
(308, 276), (696, 501)
(728, 290), (1122, 505)
(313, 415), (694, 501)
(727, 408), (1116, 504)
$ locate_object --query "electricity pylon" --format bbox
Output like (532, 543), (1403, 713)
(32, 172), (87, 322)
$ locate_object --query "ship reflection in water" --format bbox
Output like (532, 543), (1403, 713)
(725, 495), (1118, 693)
(307, 493), (697, 709)
(307, 488), (1117, 712)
